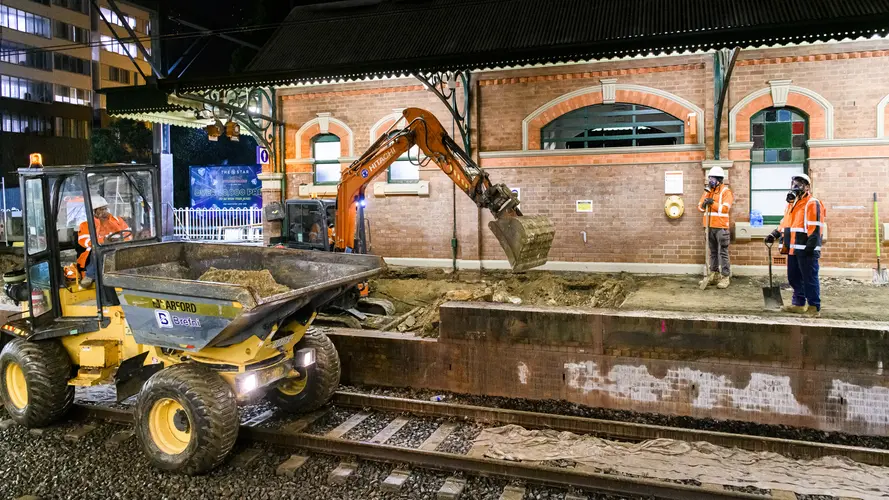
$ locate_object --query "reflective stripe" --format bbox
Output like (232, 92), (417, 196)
(807, 221), (824, 227)
(78, 235), (90, 241)
(708, 212), (729, 217)
(791, 244), (821, 251)
(790, 228), (807, 233)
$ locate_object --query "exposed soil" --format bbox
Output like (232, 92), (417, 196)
(0, 253), (23, 274)
(198, 267), (291, 298)
(366, 267), (889, 335)
(368, 268), (636, 336)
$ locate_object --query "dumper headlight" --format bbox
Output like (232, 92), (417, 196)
(239, 373), (258, 394)
(295, 347), (315, 367)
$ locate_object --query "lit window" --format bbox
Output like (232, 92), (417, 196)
(0, 5), (52, 38)
(541, 103), (685, 149)
(312, 134), (341, 185)
(750, 108), (808, 223)
(1, 40), (52, 71)
(386, 132), (421, 183)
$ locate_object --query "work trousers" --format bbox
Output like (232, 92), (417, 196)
(707, 228), (731, 276)
(787, 254), (820, 310)
(84, 251), (96, 279)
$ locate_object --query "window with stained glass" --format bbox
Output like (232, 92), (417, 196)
(750, 108), (807, 223)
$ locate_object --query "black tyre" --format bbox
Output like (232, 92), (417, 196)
(0, 338), (74, 427)
(267, 330), (340, 413)
(135, 363), (238, 475)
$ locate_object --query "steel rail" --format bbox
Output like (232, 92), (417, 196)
(75, 404), (760, 499)
(330, 391), (889, 467)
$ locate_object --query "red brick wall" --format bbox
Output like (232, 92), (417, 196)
(275, 41), (889, 269)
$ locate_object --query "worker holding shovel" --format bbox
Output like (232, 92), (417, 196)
(765, 174), (826, 317)
(698, 166), (734, 289)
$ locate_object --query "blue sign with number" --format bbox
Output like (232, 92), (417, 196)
(189, 165), (262, 208)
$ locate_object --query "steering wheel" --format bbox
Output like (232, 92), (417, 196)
(105, 229), (133, 243)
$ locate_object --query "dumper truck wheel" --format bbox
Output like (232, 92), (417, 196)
(268, 330), (340, 413)
(0, 338), (74, 427)
(135, 363), (238, 475)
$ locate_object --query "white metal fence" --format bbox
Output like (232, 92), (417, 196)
(172, 207), (263, 242)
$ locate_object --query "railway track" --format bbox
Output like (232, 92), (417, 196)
(68, 392), (887, 500)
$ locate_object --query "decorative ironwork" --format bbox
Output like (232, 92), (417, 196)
(415, 70), (472, 155)
(713, 47), (740, 159)
(172, 87), (283, 172)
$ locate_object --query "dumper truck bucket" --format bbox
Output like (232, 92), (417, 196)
(488, 215), (555, 272)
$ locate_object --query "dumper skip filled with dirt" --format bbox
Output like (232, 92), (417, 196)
(102, 242), (384, 351)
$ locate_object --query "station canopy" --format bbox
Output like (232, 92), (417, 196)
(105, 0), (889, 126)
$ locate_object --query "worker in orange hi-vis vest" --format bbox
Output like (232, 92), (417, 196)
(765, 173), (826, 317)
(697, 166), (735, 289)
(77, 195), (131, 288)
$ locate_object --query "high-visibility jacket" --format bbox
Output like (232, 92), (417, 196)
(77, 215), (131, 268)
(777, 192), (826, 257)
(697, 184), (734, 229)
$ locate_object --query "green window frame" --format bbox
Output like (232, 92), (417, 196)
(749, 108), (808, 224)
(541, 103), (685, 150)
(386, 131), (421, 183)
(312, 134), (341, 185)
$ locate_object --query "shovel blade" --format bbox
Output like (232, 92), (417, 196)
(488, 215), (555, 272)
(762, 286), (784, 309)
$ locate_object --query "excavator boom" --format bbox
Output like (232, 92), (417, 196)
(336, 107), (555, 271)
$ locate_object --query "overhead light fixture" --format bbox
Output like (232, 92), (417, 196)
(206, 119), (223, 141)
(225, 119), (240, 142)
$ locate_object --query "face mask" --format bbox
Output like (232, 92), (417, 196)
(786, 186), (803, 203)
(708, 178), (720, 189)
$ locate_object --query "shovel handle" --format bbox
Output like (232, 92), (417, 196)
(766, 241), (774, 288)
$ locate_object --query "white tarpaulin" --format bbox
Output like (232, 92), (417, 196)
(475, 425), (889, 499)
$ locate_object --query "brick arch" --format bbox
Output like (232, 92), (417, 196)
(369, 109), (406, 142)
(294, 115), (354, 160)
(522, 84), (705, 150)
(878, 93), (889, 139)
(729, 86), (834, 143)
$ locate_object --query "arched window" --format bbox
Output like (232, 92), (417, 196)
(312, 133), (341, 185)
(750, 108), (807, 223)
(541, 103), (685, 150)
(386, 131), (421, 183)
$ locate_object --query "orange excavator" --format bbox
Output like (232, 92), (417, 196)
(279, 108), (555, 313)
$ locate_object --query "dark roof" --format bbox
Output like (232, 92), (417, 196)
(103, 85), (196, 114)
(206, 0), (889, 86)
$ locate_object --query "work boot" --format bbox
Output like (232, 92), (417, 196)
(781, 304), (807, 314)
(80, 277), (93, 289)
(699, 272), (719, 289)
(716, 274), (731, 289)
(806, 305), (821, 318)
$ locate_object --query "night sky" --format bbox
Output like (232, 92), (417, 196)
(129, 0), (341, 78)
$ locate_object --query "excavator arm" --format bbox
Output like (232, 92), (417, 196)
(335, 107), (555, 271)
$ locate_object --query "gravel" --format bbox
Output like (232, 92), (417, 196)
(339, 384), (889, 449)
(305, 406), (357, 435)
(0, 417), (644, 500)
(341, 411), (394, 442)
(724, 484), (771, 496)
(387, 416), (447, 448)
(436, 422), (483, 455)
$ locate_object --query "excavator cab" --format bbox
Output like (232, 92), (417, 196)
(282, 199), (335, 251)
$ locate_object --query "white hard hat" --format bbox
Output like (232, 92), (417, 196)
(91, 195), (109, 210)
(707, 166), (725, 178)
(792, 173), (811, 185)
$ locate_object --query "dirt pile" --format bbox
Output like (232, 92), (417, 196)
(369, 268), (636, 336)
(0, 254), (23, 275)
(198, 268), (290, 298)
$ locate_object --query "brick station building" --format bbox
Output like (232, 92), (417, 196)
(107, 0), (889, 276)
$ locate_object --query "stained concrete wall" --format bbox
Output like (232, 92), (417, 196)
(331, 304), (889, 436)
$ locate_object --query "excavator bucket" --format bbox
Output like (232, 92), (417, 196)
(488, 215), (555, 272)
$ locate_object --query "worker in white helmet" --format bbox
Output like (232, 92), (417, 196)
(76, 195), (131, 288)
(697, 166), (735, 289)
(765, 173), (826, 317)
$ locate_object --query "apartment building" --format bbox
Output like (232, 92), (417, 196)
(0, 0), (154, 174)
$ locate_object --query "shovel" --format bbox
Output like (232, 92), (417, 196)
(763, 241), (784, 309)
(874, 193), (888, 285)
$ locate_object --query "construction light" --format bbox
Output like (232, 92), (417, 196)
(28, 153), (43, 167)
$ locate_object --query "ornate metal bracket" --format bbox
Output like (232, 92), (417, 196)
(415, 70), (472, 155)
(171, 87), (284, 172)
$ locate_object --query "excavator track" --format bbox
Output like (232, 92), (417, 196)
(489, 215), (555, 272)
